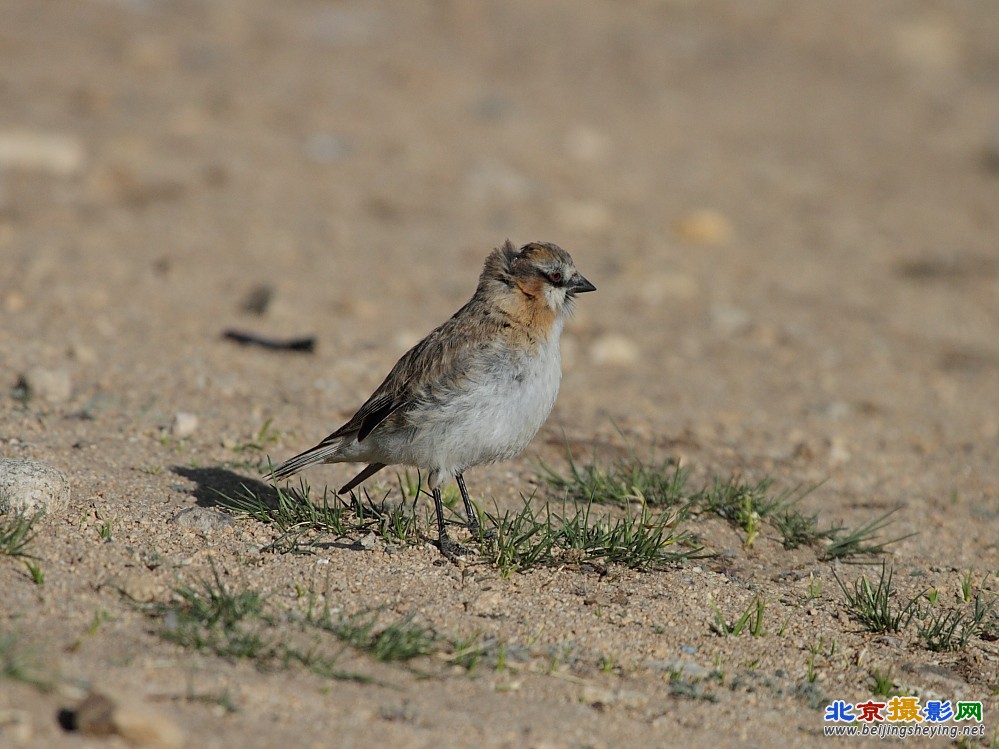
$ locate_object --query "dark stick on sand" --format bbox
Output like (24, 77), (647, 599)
(223, 330), (316, 353)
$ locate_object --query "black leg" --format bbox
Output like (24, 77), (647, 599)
(433, 486), (469, 560)
(432, 486), (447, 539)
(455, 473), (481, 536)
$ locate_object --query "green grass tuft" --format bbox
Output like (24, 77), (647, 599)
(478, 497), (705, 577)
(820, 508), (914, 563)
(540, 448), (908, 562)
(711, 595), (767, 637)
(215, 480), (424, 552)
(540, 449), (689, 508)
(152, 567), (515, 681)
(834, 562), (922, 634)
(159, 564), (270, 660)
(307, 608), (436, 663)
(0, 511), (42, 559)
(917, 582), (996, 652)
(870, 667), (903, 697)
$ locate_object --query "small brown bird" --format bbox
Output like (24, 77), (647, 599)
(267, 240), (595, 558)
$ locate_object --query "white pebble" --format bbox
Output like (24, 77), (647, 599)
(170, 507), (234, 533)
(170, 412), (199, 438)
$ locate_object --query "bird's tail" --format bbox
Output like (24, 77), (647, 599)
(265, 440), (343, 482)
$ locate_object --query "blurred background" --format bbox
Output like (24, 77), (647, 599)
(2, 1), (997, 528)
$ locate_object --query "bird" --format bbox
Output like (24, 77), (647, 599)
(266, 239), (595, 559)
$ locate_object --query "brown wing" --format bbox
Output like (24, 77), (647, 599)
(315, 297), (507, 446)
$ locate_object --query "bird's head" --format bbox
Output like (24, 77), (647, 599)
(480, 240), (595, 315)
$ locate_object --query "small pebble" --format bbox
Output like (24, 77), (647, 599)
(170, 413), (199, 438)
(170, 507), (235, 533)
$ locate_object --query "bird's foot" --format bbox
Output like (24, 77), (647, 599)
(438, 533), (474, 561)
(467, 521), (497, 541)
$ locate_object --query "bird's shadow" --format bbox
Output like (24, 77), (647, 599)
(171, 465), (282, 510)
(169, 465), (393, 552)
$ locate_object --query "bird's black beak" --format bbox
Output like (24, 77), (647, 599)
(568, 274), (596, 295)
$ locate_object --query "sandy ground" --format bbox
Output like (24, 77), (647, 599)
(2, 1), (998, 747)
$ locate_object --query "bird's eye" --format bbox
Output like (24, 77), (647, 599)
(549, 271), (563, 283)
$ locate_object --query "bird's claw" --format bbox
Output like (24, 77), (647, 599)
(438, 534), (474, 561)
(468, 522), (497, 541)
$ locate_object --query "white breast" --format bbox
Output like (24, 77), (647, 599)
(402, 322), (564, 477)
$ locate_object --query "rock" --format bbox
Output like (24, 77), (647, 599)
(0, 130), (84, 175)
(21, 367), (73, 404)
(673, 209), (732, 246)
(170, 413), (199, 438)
(170, 507), (235, 533)
(589, 334), (639, 367)
(69, 690), (182, 749)
(0, 459), (71, 516)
